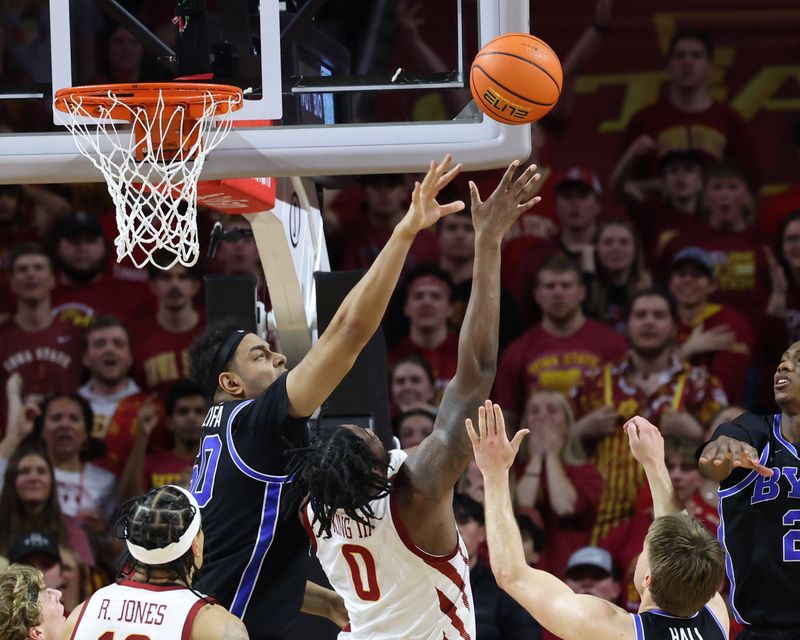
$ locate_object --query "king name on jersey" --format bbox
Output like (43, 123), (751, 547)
(96, 597), (168, 626)
(331, 513), (374, 540)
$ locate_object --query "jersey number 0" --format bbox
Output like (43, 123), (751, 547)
(342, 544), (380, 601)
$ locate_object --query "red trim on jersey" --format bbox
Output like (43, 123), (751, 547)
(181, 599), (208, 640)
(343, 623), (351, 632)
(389, 491), (459, 563)
(69, 593), (94, 640)
(428, 560), (470, 611)
(436, 588), (472, 640)
(118, 580), (192, 592)
(301, 504), (317, 550)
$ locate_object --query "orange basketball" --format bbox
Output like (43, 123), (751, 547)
(470, 33), (563, 125)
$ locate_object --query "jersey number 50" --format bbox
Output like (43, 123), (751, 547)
(190, 435), (222, 507)
(342, 544), (380, 601)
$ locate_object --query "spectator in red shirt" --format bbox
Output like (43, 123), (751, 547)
(388, 264), (458, 397)
(389, 353), (438, 415)
(132, 257), (204, 398)
(583, 220), (652, 334)
(495, 254), (627, 432)
(621, 28), (759, 185)
(571, 289), (727, 545)
(611, 140), (707, 266)
(78, 316), (165, 477)
(118, 379), (207, 502)
(668, 247), (754, 404)
(507, 168), (604, 314)
(50, 211), (154, 330)
(515, 391), (602, 580)
(330, 174), (440, 273)
(0, 245), (83, 416)
(759, 123), (800, 243)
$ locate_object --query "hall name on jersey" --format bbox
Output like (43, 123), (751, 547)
(96, 598), (167, 625)
(331, 513), (373, 539)
(752, 466), (800, 504)
(202, 405), (225, 429)
(668, 628), (704, 640)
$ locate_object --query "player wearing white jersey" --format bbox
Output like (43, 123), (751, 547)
(62, 485), (248, 640)
(292, 160), (542, 639)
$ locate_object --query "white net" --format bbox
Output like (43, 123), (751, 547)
(55, 86), (242, 269)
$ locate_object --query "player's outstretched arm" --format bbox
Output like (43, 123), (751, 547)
(405, 161), (541, 497)
(192, 604), (250, 640)
(285, 156), (464, 417)
(300, 581), (349, 628)
(467, 402), (633, 640)
(624, 416), (684, 518)
(698, 435), (773, 483)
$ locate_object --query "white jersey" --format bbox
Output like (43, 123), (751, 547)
(304, 449), (475, 640)
(70, 580), (208, 640)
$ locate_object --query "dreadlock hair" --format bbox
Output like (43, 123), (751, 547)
(114, 485), (200, 587)
(289, 424), (392, 539)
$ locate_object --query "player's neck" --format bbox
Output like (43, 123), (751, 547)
(157, 305), (199, 333)
(14, 299), (53, 331)
(409, 324), (448, 349)
(668, 85), (712, 113)
(440, 255), (473, 285)
(541, 311), (585, 337)
(781, 412), (800, 441)
(130, 568), (190, 587)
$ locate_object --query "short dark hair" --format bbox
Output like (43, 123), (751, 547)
(402, 263), (454, 302)
(390, 353), (435, 387)
(667, 28), (714, 59)
(188, 319), (246, 399)
(625, 288), (678, 322)
(705, 160), (755, 193)
(289, 425), (391, 539)
(165, 379), (208, 416)
(84, 314), (132, 351)
(8, 243), (52, 274)
(34, 393), (104, 461)
(453, 492), (484, 526)
(535, 253), (582, 288)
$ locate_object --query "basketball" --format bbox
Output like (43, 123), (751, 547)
(470, 33), (563, 124)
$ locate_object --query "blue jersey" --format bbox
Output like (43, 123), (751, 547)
(631, 606), (726, 640)
(714, 413), (800, 629)
(190, 373), (309, 638)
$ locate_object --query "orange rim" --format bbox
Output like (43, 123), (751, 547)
(54, 82), (243, 120)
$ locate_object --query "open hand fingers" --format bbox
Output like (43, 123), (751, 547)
(468, 181), (482, 209)
(496, 160), (520, 194)
(492, 402), (505, 437)
(510, 428), (529, 455)
(435, 162), (463, 192)
(512, 164), (540, 198)
(465, 418), (479, 445)
(438, 200), (466, 218)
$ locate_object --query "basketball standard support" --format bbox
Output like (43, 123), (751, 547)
(245, 176), (329, 367)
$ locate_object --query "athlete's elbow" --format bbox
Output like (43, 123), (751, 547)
(492, 562), (525, 591)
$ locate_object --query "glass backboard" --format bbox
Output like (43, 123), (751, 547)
(0, 0), (530, 183)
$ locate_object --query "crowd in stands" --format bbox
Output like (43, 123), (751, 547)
(1, 2), (799, 638)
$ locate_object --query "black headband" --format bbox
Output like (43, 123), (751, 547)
(212, 329), (248, 384)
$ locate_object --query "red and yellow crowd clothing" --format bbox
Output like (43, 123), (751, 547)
(494, 320), (627, 415)
(571, 355), (727, 544)
(759, 182), (800, 243)
(388, 332), (459, 398)
(142, 451), (194, 491)
(131, 315), (204, 399)
(51, 275), (156, 330)
(660, 226), (772, 322)
(676, 303), (754, 404)
(621, 100), (760, 186)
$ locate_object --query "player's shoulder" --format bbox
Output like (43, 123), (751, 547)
(192, 602), (249, 640)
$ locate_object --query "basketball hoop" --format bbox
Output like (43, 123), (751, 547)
(53, 82), (243, 269)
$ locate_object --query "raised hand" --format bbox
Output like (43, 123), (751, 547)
(680, 324), (737, 359)
(699, 435), (773, 478)
(469, 160), (542, 242)
(396, 155), (464, 238)
(134, 397), (160, 442)
(624, 415), (664, 467)
(574, 406), (619, 440)
(466, 400), (529, 477)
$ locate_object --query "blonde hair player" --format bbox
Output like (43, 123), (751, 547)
(0, 564), (65, 640)
(466, 403), (729, 640)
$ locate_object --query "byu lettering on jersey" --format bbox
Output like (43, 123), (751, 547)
(714, 413), (800, 628)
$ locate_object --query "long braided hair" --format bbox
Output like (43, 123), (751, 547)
(289, 425), (392, 539)
(114, 485), (201, 589)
